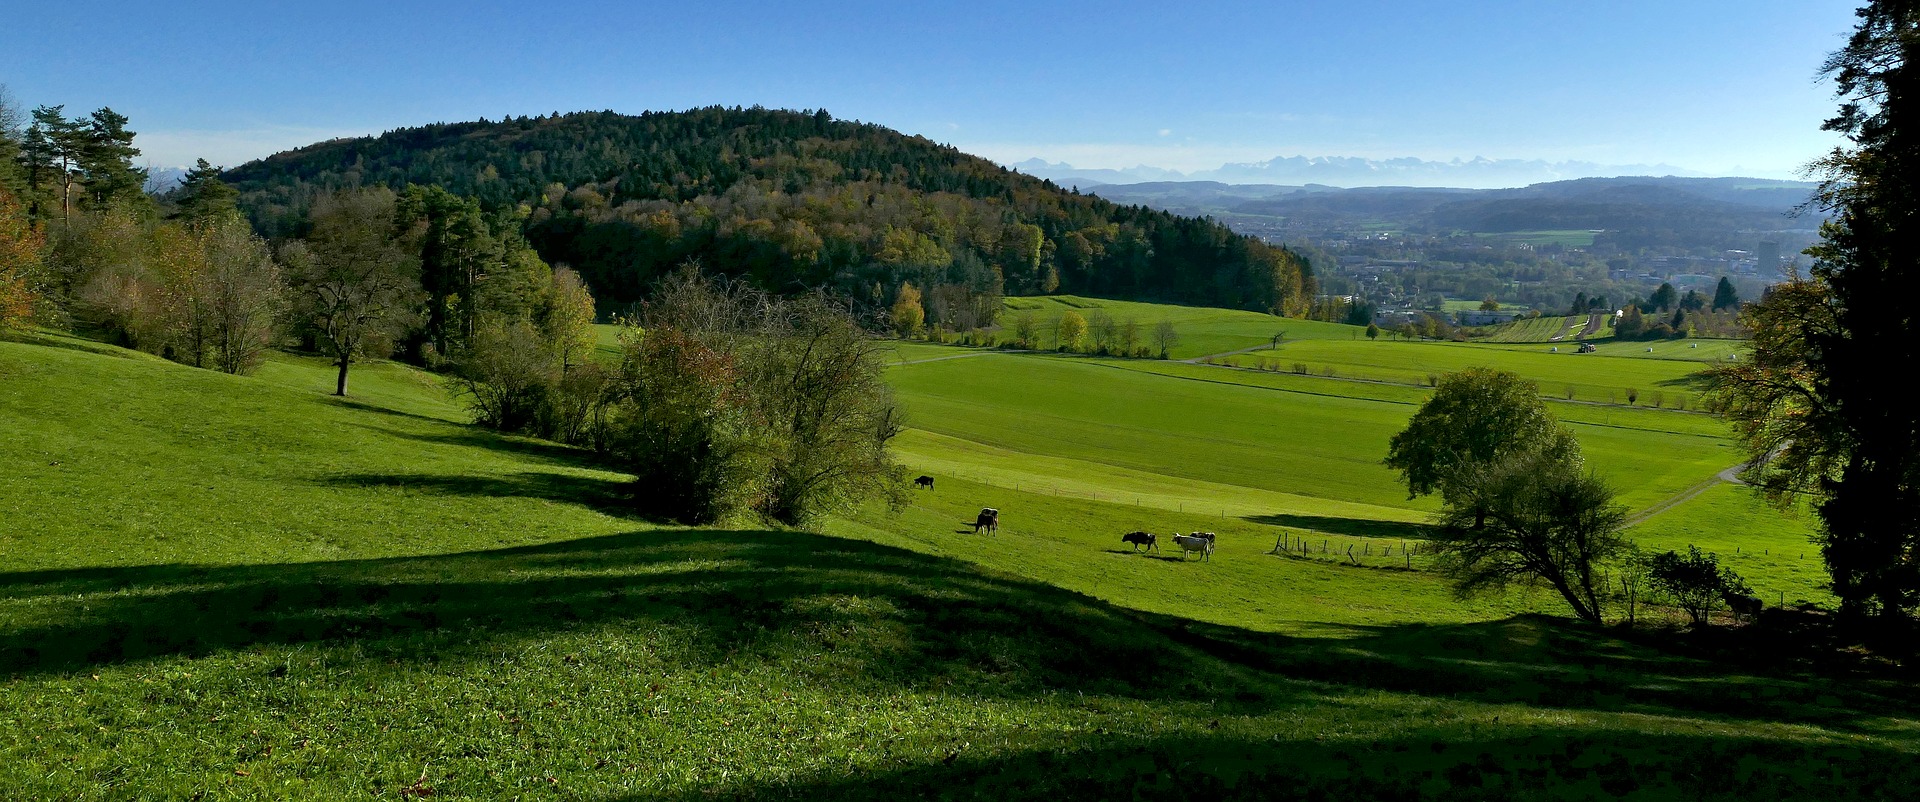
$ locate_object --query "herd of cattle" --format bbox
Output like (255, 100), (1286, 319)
(1123, 530), (1216, 560)
(925, 477), (1220, 562)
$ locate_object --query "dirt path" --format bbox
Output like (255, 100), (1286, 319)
(1624, 462), (1748, 527)
(1181, 343), (1276, 364)
(893, 351), (1005, 366)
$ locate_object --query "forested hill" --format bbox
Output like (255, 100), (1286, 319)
(223, 107), (1314, 318)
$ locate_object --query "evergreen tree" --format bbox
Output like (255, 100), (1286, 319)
(1712, 2), (1920, 621)
(174, 159), (240, 223)
(1712, 276), (1740, 311)
(79, 108), (145, 208)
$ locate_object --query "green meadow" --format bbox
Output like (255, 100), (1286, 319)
(0, 303), (1890, 799)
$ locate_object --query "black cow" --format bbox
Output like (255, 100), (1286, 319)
(972, 508), (999, 534)
(914, 475), (935, 490)
(1122, 531), (1157, 552)
(1723, 590), (1763, 624)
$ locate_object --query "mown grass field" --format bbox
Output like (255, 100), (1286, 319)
(1474, 315), (1589, 343)
(996, 296), (1356, 358)
(0, 311), (1883, 800)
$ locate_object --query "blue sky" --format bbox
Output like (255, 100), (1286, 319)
(1, 0), (1861, 179)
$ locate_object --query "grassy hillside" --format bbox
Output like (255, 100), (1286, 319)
(3, 328), (1887, 799)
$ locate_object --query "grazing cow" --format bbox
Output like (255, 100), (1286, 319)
(914, 475), (935, 490)
(972, 508), (999, 535)
(1172, 534), (1214, 561)
(1723, 590), (1763, 623)
(1121, 531), (1158, 552)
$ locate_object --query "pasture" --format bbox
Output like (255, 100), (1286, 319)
(1230, 337), (1720, 407)
(1473, 314), (1589, 343)
(996, 295), (1357, 358)
(0, 311), (1880, 799)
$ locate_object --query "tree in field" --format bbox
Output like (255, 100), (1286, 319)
(1012, 310), (1039, 349)
(541, 266), (597, 376)
(1118, 317), (1142, 356)
(1365, 322), (1380, 341)
(1648, 546), (1751, 627)
(1385, 368), (1581, 511)
(1480, 296), (1499, 312)
(890, 282), (924, 338)
(197, 219), (284, 374)
(1153, 319), (1179, 358)
(746, 292), (906, 525)
(1057, 310), (1086, 352)
(288, 189), (423, 396)
(1712, 276), (1741, 311)
(0, 187), (43, 329)
(609, 321), (753, 524)
(1708, 3), (1920, 621)
(1428, 452), (1629, 623)
(601, 269), (902, 525)
(453, 316), (560, 434)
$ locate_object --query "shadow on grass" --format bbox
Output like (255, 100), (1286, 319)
(1243, 513), (1436, 540)
(360, 422), (612, 468)
(4, 528), (1916, 736)
(320, 471), (641, 519)
(630, 726), (1920, 802)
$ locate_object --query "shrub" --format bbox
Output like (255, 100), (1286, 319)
(1648, 546), (1750, 626)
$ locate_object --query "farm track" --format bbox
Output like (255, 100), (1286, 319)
(1181, 344), (1277, 364)
(1624, 462), (1748, 527)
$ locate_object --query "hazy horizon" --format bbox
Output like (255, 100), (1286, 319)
(2, 1), (1857, 182)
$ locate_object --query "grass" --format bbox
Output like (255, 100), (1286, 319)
(1476, 315), (1589, 343)
(992, 295), (1357, 358)
(0, 317), (1878, 799)
(889, 351), (1736, 515)
(1230, 337), (1717, 407)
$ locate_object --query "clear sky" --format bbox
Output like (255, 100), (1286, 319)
(0, 0), (1862, 179)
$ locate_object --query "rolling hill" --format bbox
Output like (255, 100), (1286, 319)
(2, 321), (1903, 799)
(219, 108), (1314, 317)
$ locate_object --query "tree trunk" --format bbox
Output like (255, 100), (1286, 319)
(335, 355), (351, 396)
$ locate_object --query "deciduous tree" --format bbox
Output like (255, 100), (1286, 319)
(1429, 453), (1629, 624)
(289, 189), (424, 396)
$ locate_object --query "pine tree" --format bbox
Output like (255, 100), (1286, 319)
(1712, 276), (1740, 311)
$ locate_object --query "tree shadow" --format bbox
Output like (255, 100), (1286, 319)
(1242, 513), (1436, 540)
(318, 471), (639, 519)
(625, 725), (1920, 801)
(358, 423), (613, 469)
(4, 528), (1915, 742)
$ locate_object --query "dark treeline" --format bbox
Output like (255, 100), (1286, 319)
(221, 107), (1315, 322)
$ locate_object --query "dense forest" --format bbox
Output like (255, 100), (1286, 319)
(221, 107), (1315, 322)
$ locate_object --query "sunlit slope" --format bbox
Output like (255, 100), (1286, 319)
(0, 332), (632, 571)
(998, 295), (1360, 357)
(887, 352), (1737, 516)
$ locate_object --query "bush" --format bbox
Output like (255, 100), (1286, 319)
(1648, 546), (1750, 626)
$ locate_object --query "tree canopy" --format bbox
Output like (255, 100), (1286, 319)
(220, 108), (1315, 319)
(1384, 368), (1579, 505)
(1711, 1), (1920, 621)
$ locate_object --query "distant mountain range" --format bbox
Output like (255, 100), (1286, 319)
(1009, 156), (1711, 190)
